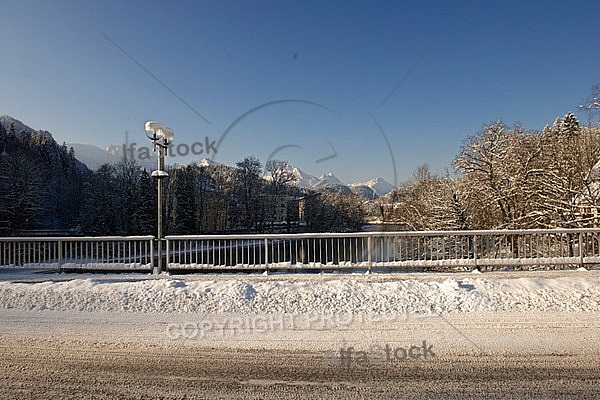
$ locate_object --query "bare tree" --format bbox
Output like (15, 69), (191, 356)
(266, 159), (297, 195)
(235, 156), (263, 231)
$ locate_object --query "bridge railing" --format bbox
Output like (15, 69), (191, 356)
(165, 228), (600, 272)
(2, 229), (599, 272)
(0, 236), (154, 271)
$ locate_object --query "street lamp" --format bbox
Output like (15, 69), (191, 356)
(145, 121), (174, 274)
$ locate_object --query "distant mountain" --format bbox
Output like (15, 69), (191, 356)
(1, 115), (88, 173)
(68, 143), (157, 171)
(349, 177), (395, 198)
(0, 115), (36, 138)
(1, 117), (154, 172)
(348, 184), (377, 200)
(262, 164), (393, 199)
(293, 167), (319, 188)
(314, 172), (344, 187)
(68, 143), (122, 171)
(197, 158), (220, 167)
(0, 115), (89, 232)
(311, 172), (352, 195)
(262, 163), (318, 188)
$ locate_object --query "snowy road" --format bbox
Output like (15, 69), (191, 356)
(1, 269), (600, 398)
(1, 335), (599, 399)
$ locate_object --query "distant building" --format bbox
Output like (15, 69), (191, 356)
(575, 160), (600, 227)
(262, 195), (301, 224)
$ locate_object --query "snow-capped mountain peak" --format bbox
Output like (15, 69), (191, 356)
(349, 177), (395, 197)
(317, 172), (344, 185)
(262, 163), (319, 188)
(197, 158), (219, 167)
(291, 167), (318, 188)
(0, 115), (35, 136)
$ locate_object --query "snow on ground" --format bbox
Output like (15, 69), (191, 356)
(0, 268), (599, 314)
(1, 269), (600, 357)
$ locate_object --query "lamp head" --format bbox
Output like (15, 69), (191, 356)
(151, 170), (169, 179)
(158, 127), (174, 141)
(145, 121), (165, 133)
(145, 121), (174, 142)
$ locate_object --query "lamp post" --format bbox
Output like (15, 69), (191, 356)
(145, 121), (174, 274)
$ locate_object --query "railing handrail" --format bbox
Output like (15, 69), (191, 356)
(2, 228), (600, 242)
(0, 235), (155, 242)
(165, 227), (600, 241)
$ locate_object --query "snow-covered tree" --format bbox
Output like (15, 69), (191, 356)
(579, 84), (600, 125)
(454, 121), (528, 228)
(383, 165), (467, 230)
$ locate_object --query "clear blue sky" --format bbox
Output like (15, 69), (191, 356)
(1, 0), (598, 185)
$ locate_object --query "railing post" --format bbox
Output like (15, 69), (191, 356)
(57, 239), (63, 273)
(165, 238), (170, 273)
(150, 238), (155, 273)
(264, 238), (269, 273)
(579, 232), (584, 268)
(473, 234), (478, 270)
(367, 235), (372, 274)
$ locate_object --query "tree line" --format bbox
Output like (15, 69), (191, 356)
(378, 112), (600, 230)
(160, 156), (364, 234)
(0, 123), (364, 235)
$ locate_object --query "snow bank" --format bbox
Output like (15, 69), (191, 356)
(1, 270), (599, 314)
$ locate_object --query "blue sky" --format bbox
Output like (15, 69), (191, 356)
(1, 0), (598, 184)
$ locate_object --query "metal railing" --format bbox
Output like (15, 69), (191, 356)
(165, 228), (600, 272)
(2, 229), (600, 272)
(0, 236), (154, 271)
